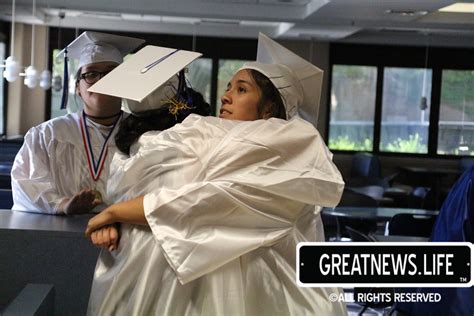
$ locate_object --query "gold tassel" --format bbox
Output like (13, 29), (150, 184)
(167, 96), (192, 118)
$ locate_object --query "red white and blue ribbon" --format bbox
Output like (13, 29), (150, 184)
(80, 111), (122, 182)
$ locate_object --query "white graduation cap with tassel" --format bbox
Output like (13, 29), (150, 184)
(56, 31), (145, 109)
(241, 33), (323, 126)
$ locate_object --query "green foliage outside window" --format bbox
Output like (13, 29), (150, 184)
(329, 136), (373, 151)
(330, 133), (428, 153)
(380, 133), (427, 153)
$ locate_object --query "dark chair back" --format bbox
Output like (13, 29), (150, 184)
(407, 186), (431, 208)
(0, 189), (13, 209)
(338, 188), (378, 207)
(338, 189), (378, 235)
(0, 142), (22, 163)
(345, 226), (377, 242)
(351, 152), (381, 179)
(348, 185), (385, 200)
(459, 158), (474, 172)
(388, 213), (437, 237)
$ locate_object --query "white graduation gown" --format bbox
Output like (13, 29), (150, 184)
(11, 112), (124, 214)
(88, 115), (347, 316)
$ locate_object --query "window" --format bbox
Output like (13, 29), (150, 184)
(438, 70), (474, 156)
(328, 43), (474, 157)
(216, 59), (250, 114)
(380, 67), (431, 154)
(328, 65), (377, 151)
(186, 58), (212, 104)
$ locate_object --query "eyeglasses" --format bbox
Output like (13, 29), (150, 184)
(79, 71), (111, 84)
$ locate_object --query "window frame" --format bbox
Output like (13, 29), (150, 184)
(328, 63), (378, 152)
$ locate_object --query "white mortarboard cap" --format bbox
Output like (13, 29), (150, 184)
(88, 45), (202, 112)
(241, 33), (323, 126)
(57, 31), (145, 109)
(57, 31), (145, 69)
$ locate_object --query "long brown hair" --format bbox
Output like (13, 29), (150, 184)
(248, 69), (286, 120)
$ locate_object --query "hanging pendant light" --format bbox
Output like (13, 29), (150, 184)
(52, 74), (62, 91)
(3, 0), (21, 82)
(24, 65), (38, 88)
(458, 80), (469, 153)
(419, 32), (430, 111)
(52, 11), (65, 92)
(39, 69), (51, 89)
(24, 0), (39, 88)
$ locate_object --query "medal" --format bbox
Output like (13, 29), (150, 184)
(80, 111), (122, 182)
(92, 189), (102, 201)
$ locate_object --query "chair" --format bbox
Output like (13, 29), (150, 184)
(388, 213), (437, 237)
(348, 185), (385, 200)
(0, 189), (13, 209)
(459, 158), (474, 172)
(347, 153), (399, 192)
(407, 186), (431, 208)
(338, 188), (378, 207)
(351, 152), (381, 179)
(345, 226), (377, 242)
(0, 174), (11, 189)
(337, 188), (378, 237)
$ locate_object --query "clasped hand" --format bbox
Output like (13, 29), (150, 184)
(86, 207), (119, 251)
(85, 196), (146, 251)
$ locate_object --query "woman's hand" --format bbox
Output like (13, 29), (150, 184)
(58, 189), (102, 215)
(86, 207), (115, 237)
(85, 196), (147, 237)
(90, 224), (120, 251)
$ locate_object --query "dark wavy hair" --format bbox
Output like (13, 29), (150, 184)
(248, 69), (286, 120)
(115, 88), (210, 155)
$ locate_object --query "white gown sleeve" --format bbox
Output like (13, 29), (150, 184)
(11, 127), (65, 214)
(142, 116), (344, 284)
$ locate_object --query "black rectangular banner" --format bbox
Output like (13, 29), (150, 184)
(297, 242), (473, 287)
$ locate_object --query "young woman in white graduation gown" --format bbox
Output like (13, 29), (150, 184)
(11, 32), (144, 214)
(86, 37), (347, 316)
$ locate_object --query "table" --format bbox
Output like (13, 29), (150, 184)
(0, 210), (99, 315)
(0, 209), (92, 234)
(399, 166), (460, 177)
(374, 234), (429, 242)
(322, 206), (438, 221)
(323, 207), (439, 240)
(398, 166), (461, 209)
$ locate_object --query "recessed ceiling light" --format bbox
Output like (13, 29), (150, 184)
(439, 3), (474, 13)
(384, 9), (428, 16)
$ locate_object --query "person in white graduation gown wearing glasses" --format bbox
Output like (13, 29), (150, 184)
(11, 32), (144, 215)
(85, 34), (347, 315)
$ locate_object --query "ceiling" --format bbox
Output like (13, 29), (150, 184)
(0, 0), (473, 47)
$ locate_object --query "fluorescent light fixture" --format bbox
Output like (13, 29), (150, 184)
(384, 9), (428, 16)
(161, 16), (200, 24)
(439, 3), (474, 13)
